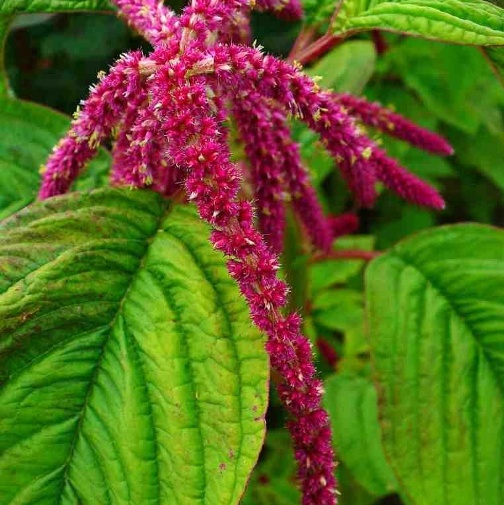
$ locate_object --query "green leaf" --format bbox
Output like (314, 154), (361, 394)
(241, 431), (301, 505)
(0, 96), (109, 220)
(0, 0), (112, 13)
(337, 463), (379, 505)
(450, 126), (504, 192)
(0, 188), (269, 505)
(377, 38), (504, 134)
(366, 224), (504, 505)
(302, 0), (338, 26)
(312, 288), (363, 332)
(482, 46), (504, 87)
(0, 14), (13, 97)
(333, 0), (504, 46)
(310, 235), (375, 293)
(307, 40), (377, 95)
(323, 374), (398, 497)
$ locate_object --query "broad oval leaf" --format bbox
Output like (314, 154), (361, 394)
(323, 374), (398, 498)
(366, 224), (504, 505)
(0, 188), (269, 505)
(0, 0), (111, 13)
(0, 96), (109, 220)
(333, 0), (504, 46)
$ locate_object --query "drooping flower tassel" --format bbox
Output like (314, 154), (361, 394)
(40, 52), (144, 198)
(335, 93), (454, 156)
(149, 70), (337, 504)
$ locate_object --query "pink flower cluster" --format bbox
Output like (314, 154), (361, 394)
(39, 1), (453, 503)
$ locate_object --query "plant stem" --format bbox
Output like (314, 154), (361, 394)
(310, 249), (380, 263)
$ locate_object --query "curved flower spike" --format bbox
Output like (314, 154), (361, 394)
(374, 149), (446, 209)
(152, 75), (337, 504)
(39, 51), (145, 199)
(335, 93), (454, 156)
(114, 0), (180, 46)
(213, 44), (445, 209)
(233, 97), (289, 253)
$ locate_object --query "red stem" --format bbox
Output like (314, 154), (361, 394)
(294, 33), (345, 65)
(310, 249), (381, 263)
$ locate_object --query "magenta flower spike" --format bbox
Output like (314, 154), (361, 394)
(335, 93), (455, 156)
(212, 43), (447, 208)
(146, 68), (337, 503)
(233, 97), (289, 253)
(39, 51), (145, 199)
(38, 1), (455, 503)
(329, 213), (360, 239)
(113, 0), (180, 46)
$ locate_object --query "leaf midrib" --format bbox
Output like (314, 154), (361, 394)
(391, 250), (504, 396)
(54, 200), (172, 505)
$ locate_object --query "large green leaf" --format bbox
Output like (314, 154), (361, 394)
(333, 0), (504, 45)
(366, 224), (504, 505)
(0, 96), (109, 220)
(323, 374), (398, 497)
(0, 188), (269, 504)
(0, 0), (112, 13)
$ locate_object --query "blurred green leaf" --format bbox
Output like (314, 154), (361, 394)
(324, 374), (398, 497)
(400, 149), (454, 185)
(307, 40), (377, 95)
(337, 464), (379, 505)
(295, 125), (334, 186)
(367, 223), (504, 505)
(312, 288), (363, 332)
(373, 204), (436, 250)
(310, 236), (375, 293)
(11, 12), (55, 28)
(0, 95), (109, 219)
(302, 0), (338, 26)
(0, 14), (13, 97)
(450, 126), (504, 192)
(338, 324), (372, 376)
(241, 431), (301, 505)
(482, 46), (504, 85)
(40, 13), (128, 60)
(333, 0), (504, 45)
(0, 0), (112, 13)
(380, 38), (504, 134)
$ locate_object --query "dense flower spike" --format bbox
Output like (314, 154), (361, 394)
(329, 213), (360, 239)
(233, 97), (289, 253)
(39, 51), (144, 199)
(113, 0), (180, 45)
(39, 1), (454, 503)
(234, 90), (334, 252)
(335, 93), (454, 156)
(212, 43), (448, 208)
